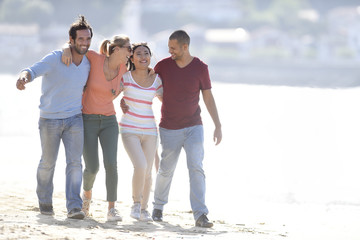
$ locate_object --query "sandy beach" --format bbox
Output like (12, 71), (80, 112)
(0, 136), (288, 240)
(1, 74), (360, 239)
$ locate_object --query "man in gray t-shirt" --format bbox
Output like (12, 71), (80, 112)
(15, 15), (92, 219)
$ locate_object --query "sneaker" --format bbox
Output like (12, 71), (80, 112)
(107, 208), (122, 222)
(39, 203), (54, 216)
(67, 208), (85, 219)
(152, 208), (163, 222)
(140, 209), (153, 222)
(130, 203), (141, 220)
(195, 214), (213, 228)
(82, 193), (91, 217)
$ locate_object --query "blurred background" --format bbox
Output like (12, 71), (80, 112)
(0, 0), (360, 87)
(2, 1), (360, 237)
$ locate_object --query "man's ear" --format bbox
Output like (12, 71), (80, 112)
(69, 37), (75, 45)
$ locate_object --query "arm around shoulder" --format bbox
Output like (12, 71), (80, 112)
(61, 43), (72, 66)
(156, 75), (163, 102)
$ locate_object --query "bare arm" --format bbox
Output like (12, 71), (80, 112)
(202, 89), (222, 145)
(156, 75), (163, 102)
(16, 71), (32, 90)
(61, 43), (72, 66)
(148, 67), (155, 76)
(120, 97), (129, 113)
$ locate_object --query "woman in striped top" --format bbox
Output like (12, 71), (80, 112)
(120, 43), (163, 221)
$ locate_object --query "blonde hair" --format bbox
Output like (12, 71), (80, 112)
(99, 34), (130, 56)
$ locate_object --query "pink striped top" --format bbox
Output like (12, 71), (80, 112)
(119, 71), (163, 135)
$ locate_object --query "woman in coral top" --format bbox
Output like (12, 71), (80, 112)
(63, 35), (132, 221)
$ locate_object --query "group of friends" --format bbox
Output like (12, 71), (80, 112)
(15, 15), (222, 228)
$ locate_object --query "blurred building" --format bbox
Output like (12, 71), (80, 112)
(1, 0), (360, 73)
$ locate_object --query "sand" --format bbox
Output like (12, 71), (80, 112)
(1, 76), (360, 239)
(0, 133), (289, 240)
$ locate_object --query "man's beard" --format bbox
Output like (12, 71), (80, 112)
(74, 45), (89, 55)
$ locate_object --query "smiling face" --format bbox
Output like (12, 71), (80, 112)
(131, 45), (151, 69)
(110, 41), (132, 65)
(71, 29), (92, 55)
(168, 39), (185, 61)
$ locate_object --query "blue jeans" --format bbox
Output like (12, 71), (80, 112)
(37, 114), (83, 212)
(153, 125), (208, 220)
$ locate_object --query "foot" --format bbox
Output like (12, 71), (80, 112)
(107, 208), (122, 222)
(67, 208), (85, 219)
(39, 203), (54, 216)
(130, 203), (141, 220)
(195, 214), (213, 228)
(152, 208), (163, 222)
(140, 209), (153, 222)
(82, 193), (91, 217)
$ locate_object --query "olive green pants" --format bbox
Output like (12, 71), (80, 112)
(82, 114), (119, 202)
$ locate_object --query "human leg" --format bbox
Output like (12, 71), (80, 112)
(98, 115), (122, 221)
(62, 114), (84, 212)
(140, 134), (157, 211)
(121, 133), (145, 205)
(37, 117), (62, 207)
(82, 114), (101, 216)
(82, 114), (101, 193)
(183, 125), (209, 221)
(122, 133), (146, 220)
(122, 133), (157, 205)
(154, 149), (160, 172)
(98, 115), (119, 204)
(153, 128), (184, 211)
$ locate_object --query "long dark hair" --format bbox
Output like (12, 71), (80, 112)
(128, 42), (152, 71)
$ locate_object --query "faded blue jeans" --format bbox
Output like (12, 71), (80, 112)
(153, 125), (209, 220)
(37, 114), (83, 212)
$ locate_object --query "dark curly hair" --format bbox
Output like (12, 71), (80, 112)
(69, 15), (93, 41)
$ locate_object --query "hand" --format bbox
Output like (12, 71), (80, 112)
(120, 98), (129, 113)
(148, 67), (155, 76)
(16, 77), (29, 90)
(213, 127), (222, 145)
(61, 45), (72, 66)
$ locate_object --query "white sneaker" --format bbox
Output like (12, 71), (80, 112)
(107, 208), (122, 222)
(140, 209), (153, 222)
(130, 203), (141, 220)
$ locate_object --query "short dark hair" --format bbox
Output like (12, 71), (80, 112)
(169, 30), (190, 46)
(69, 15), (93, 41)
